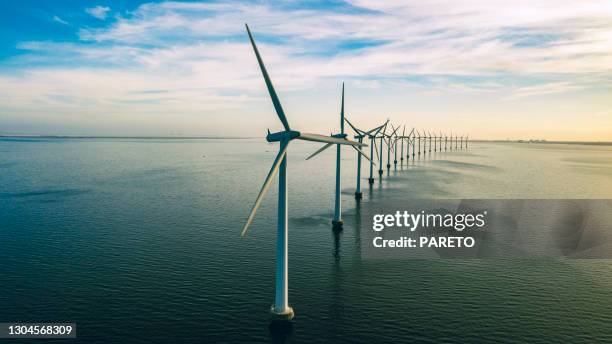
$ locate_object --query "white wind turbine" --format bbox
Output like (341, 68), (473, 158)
(416, 129), (422, 157)
(378, 124), (387, 175)
(404, 127), (415, 161)
(385, 124), (400, 170)
(343, 117), (386, 196)
(306, 84), (373, 228)
(241, 24), (366, 320)
(400, 125), (405, 164)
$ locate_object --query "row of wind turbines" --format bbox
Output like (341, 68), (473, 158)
(240, 24), (469, 321)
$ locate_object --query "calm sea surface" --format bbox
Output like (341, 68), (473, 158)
(1, 138), (612, 343)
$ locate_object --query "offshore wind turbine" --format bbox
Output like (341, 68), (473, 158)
(368, 121), (387, 184)
(400, 126), (405, 164)
(241, 24), (366, 320)
(385, 124), (400, 169)
(378, 124), (387, 175)
(444, 132), (448, 151)
(455, 132), (459, 150)
(416, 130), (422, 157)
(466, 134), (469, 149)
(343, 118), (385, 195)
(433, 131), (438, 152)
(305, 84), (373, 229)
(428, 131), (433, 154)
(406, 128), (414, 161)
(393, 125), (401, 167)
(411, 128), (416, 159)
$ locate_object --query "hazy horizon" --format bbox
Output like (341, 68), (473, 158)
(1, 1), (611, 141)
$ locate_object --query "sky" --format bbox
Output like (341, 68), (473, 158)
(0, 0), (611, 140)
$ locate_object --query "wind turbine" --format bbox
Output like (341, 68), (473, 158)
(444, 132), (448, 151)
(385, 124), (400, 169)
(411, 128), (416, 159)
(369, 121), (387, 184)
(466, 134), (469, 149)
(416, 130), (422, 157)
(400, 126), (405, 164)
(378, 124), (387, 175)
(305, 84), (372, 229)
(393, 126), (401, 167)
(433, 130), (438, 152)
(428, 131), (433, 154)
(241, 24), (366, 320)
(402, 127), (414, 163)
(344, 118), (386, 191)
(455, 132), (458, 150)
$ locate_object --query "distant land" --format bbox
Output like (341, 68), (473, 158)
(0, 135), (610, 146)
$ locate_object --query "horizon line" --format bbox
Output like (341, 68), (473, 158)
(1, 134), (611, 146)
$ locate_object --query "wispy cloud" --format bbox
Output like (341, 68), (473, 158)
(52, 15), (69, 25)
(86, 6), (111, 20)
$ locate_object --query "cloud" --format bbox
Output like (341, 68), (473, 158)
(86, 6), (111, 20)
(52, 15), (69, 25)
(504, 82), (585, 100)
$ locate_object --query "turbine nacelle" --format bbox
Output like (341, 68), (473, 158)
(266, 130), (301, 142)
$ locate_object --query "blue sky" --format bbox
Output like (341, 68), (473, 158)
(1, 0), (611, 139)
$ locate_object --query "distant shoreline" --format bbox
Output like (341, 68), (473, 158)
(1, 135), (610, 146)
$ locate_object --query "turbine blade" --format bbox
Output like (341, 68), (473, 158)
(365, 122), (386, 136)
(390, 125), (400, 137)
(298, 133), (366, 147)
(344, 117), (364, 135)
(241, 142), (289, 236)
(373, 138), (380, 160)
(351, 145), (374, 165)
(245, 24), (291, 131)
(340, 83), (345, 134)
(305, 143), (333, 160)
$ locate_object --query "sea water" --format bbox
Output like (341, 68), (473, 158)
(1, 138), (611, 343)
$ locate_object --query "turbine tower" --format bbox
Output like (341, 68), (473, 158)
(400, 125), (405, 164)
(416, 130), (422, 157)
(434, 130), (438, 152)
(332, 84), (347, 229)
(455, 133), (458, 150)
(411, 128), (416, 159)
(241, 24), (366, 320)
(378, 124), (387, 175)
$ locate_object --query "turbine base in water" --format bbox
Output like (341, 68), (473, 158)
(270, 305), (294, 321)
(332, 219), (344, 230)
(354, 191), (363, 200)
(368, 178), (375, 185)
(378, 169), (383, 175)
